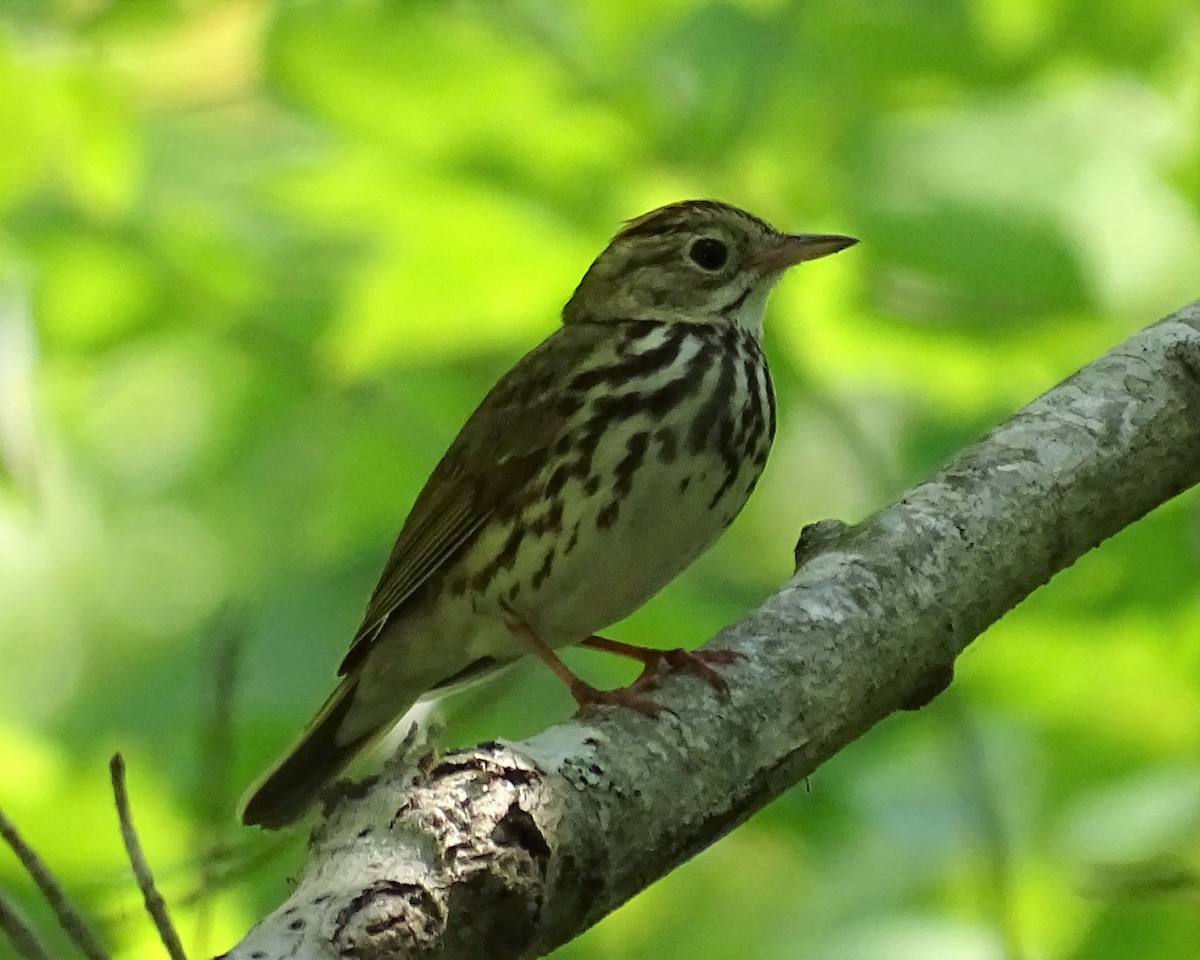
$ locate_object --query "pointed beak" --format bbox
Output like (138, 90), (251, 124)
(753, 233), (858, 273)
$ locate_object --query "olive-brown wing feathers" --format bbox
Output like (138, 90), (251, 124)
(338, 327), (597, 675)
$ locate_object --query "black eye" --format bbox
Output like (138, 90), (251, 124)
(688, 237), (728, 271)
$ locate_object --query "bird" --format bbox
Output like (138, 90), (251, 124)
(240, 199), (856, 828)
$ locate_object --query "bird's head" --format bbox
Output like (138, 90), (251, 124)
(563, 199), (856, 333)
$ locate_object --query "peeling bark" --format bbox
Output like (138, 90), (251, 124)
(221, 302), (1200, 960)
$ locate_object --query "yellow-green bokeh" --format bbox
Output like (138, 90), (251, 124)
(1, 1), (1198, 957)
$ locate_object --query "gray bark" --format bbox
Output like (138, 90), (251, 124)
(220, 301), (1200, 960)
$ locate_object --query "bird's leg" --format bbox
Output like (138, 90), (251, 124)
(504, 617), (667, 718)
(579, 635), (662, 685)
(581, 635), (740, 699)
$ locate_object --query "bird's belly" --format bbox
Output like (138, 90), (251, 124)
(336, 450), (761, 728)
(544, 468), (739, 639)
(500, 431), (762, 646)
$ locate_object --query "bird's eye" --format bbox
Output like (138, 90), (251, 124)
(688, 237), (728, 271)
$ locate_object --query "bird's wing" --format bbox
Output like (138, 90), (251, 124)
(337, 324), (601, 676)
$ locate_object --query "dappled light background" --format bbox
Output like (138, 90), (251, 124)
(1, 1), (1198, 957)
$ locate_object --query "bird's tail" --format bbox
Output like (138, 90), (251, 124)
(239, 676), (382, 829)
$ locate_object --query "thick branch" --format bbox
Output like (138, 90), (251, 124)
(222, 302), (1200, 960)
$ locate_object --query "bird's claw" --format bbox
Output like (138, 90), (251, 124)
(633, 647), (742, 699)
(570, 681), (676, 720)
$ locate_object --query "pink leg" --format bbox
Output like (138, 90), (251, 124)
(504, 618), (668, 718)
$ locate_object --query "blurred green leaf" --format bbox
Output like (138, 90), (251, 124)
(861, 200), (1091, 325)
(0, 1), (1197, 957)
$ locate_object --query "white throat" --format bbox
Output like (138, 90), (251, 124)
(725, 276), (779, 336)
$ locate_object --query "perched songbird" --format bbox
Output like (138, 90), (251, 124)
(240, 200), (856, 828)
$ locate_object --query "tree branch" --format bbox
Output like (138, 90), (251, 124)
(220, 301), (1200, 960)
(0, 807), (111, 960)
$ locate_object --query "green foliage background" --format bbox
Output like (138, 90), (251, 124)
(0, 1), (1198, 957)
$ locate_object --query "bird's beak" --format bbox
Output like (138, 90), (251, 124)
(754, 233), (858, 273)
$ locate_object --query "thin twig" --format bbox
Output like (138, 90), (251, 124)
(0, 806), (110, 960)
(0, 891), (54, 960)
(94, 835), (295, 938)
(109, 754), (189, 960)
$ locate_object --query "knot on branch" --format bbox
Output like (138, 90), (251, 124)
(334, 880), (444, 958)
(793, 518), (852, 570)
(316, 744), (556, 958)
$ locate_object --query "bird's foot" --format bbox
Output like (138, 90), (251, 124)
(634, 646), (741, 698)
(581, 635), (741, 699)
(503, 612), (671, 720)
(567, 678), (673, 719)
